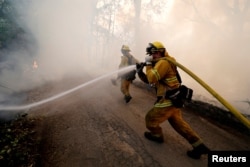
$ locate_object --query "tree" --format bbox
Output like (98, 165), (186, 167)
(179, 0), (250, 39)
(90, 0), (168, 66)
(0, 0), (19, 49)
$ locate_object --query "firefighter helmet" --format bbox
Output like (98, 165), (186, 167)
(121, 45), (131, 51)
(146, 41), (165, 55)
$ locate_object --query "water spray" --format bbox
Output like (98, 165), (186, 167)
(0, 66), (136, 111)
(165, 57), (250, 129)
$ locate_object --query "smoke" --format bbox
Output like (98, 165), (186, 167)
(19, 0), (95, 78)
(0, 0), (98, 119)
(1, 0), (106, 91)
(0, 0), (129, 120)
(0, 0), (249, 115)
(161, 0), (250, 114)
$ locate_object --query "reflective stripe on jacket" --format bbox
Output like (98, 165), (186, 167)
(146, 56), (180, 89)
(146, 54), (180, 107)
(154, 98), (173, 108)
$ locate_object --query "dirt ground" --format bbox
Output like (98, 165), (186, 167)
(27, 76), (250, 167)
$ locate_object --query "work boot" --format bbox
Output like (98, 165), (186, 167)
(124, 95), (132, 103)
(144, 131), (164, 143)
(187, 143), (210, 159)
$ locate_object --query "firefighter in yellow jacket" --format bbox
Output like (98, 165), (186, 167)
(112, 45), (139, 103)
(136, 41), (210, 159)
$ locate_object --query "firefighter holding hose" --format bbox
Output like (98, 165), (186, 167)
(136, 41), (210, 159)
(111, 45), (139, 103)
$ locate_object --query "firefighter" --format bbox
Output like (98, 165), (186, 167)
(136, 41), (210, 159)
(112, 45), (139, 103)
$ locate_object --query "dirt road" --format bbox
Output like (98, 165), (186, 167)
(28, 76), (250, 167)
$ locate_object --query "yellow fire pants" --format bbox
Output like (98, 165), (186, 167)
(145, 105), (203, 147)
(120, 78), (131, 96)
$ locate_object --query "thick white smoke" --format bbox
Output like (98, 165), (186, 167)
(1, 0), (250, 115)
(162, 0), (250, 114)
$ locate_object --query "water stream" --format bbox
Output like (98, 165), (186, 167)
(0, 65), (136, 111)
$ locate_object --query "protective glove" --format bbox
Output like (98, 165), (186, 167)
(145, 56), (153, 65)
(136, 62), (145, 73)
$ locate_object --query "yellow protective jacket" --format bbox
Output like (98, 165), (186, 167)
(118, 53), (139, 80)
(145, 53), (180, 107)
(119, 53), (139, 68)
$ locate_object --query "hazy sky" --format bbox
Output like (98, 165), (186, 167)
(164, 0), (250, 114)
(1, 0), (250, 114)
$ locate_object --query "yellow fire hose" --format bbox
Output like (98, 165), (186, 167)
(165, 57), (250, 129)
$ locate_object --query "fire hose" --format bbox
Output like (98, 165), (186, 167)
(165, 57), (250, 129)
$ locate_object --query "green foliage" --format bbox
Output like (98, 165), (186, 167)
(0, 113), (41, 167)
(0, 0), (22, 49)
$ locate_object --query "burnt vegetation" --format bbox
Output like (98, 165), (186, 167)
(0, 113), (41, 167)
